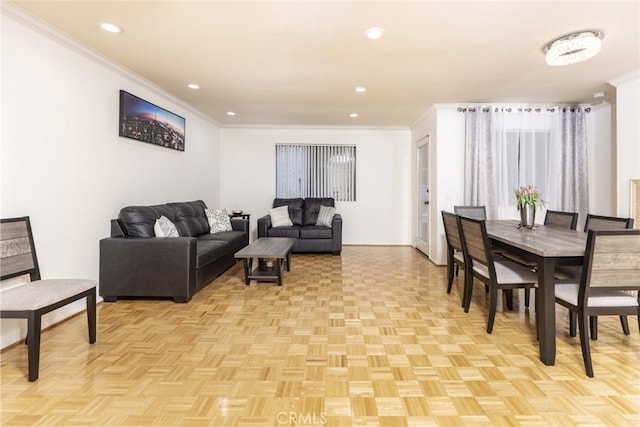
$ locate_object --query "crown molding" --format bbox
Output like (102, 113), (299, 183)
(608, 69), (640, 88)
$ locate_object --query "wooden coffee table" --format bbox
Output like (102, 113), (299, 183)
(234, 238), (296, 286)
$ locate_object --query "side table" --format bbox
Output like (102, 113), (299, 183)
(229, 213), (250, 221)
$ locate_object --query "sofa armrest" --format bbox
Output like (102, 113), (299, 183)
(99, 236), (197, 302)
(231, 218), (249, 233)
(331, 214), (343, 254)
(257, 214), (272, 238)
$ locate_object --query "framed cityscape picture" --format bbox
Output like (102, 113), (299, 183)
(119, 90), (185, 151)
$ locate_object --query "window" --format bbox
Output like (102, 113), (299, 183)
(276, 144), (356, 201)
(504, 130), (552, 206)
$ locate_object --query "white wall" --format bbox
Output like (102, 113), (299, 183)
(411, 106), (465, 265)
(1, 10), (221, 348)
(219, 127), (412, 245)
(587, 102), (614, 215)
(609, 70), (640, 219)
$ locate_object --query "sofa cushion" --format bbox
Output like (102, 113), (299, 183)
(303, 198), (335, 225)
(267, 226), (300, 238)
(274, 198), (304, 226)
(119, 204), (175, 237)
(268, 205), (293, 227)
(169, 200), (210, 237)
(299, 225), (333, 239)
(154, 215), (180, 237)
(195, 240), (230, 268)
(205, 208), (233, 233)
(199, 230), (246, 248)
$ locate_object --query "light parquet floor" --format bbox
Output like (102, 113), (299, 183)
(1, 246), (639, 426)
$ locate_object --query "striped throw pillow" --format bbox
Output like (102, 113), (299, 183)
(316, 205), (336, 227)
(268, 205), (293, 227)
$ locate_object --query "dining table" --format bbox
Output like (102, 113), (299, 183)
(484, 220), (588, 366)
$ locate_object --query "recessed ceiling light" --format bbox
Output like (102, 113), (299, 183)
(350, 113), (359, 118)
(593, 91), (605, 98)
(364, 27), (384, 40)
(98, 21), (124, 33)
(226, 111), (236, 116)
(187, 83), (200, 89)
(355, 86), (366, 93)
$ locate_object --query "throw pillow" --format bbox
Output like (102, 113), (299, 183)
(268, 205), (293, 227)
(206, 208), (233, 234)
(316, 205), (336, 227)
(154, 215), (179, 237)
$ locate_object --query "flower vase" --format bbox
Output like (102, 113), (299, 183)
(519, 205), (536, 230)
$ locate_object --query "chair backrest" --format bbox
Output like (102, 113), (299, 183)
(454, 205), (487, 220)
(581, 229), (640, 300)
(584, 214), (634, 232)
(544, 210), (578, 230)
(458, 216), (493, 270)
(0, 216), (41, 281)
(441, 211), (463, 252)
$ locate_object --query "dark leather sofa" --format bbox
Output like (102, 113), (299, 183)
(257, 197), (342, 255)
(99, 200), (248, 303)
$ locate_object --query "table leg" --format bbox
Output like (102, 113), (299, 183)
(243, 258), (251, 285)
(286, 251), (292, 272)
(276, 257), (283, 286)
(537, 258), (557, 365)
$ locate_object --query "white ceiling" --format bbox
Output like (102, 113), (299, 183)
(8, 0), (640, 127)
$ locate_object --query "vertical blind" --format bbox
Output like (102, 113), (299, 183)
(276, 144), (356, 201)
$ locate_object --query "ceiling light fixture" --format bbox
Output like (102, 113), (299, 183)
(543, 30), (603, 66)
(187, 83), (200, 89)
(354, 86), (366, 93)
(364, 27), (384, 40)
(350, 113), (358, 118)
(226, 111), (236, 116)
(98, 21), (124, 33)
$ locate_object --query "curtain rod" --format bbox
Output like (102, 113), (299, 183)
(457, 107), (591, 113)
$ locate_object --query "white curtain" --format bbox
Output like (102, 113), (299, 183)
(464, 106), (589, 223)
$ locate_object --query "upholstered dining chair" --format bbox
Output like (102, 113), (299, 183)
(555, 229), (640, 377)
(454, 205), (487, 220)
(458, 216), (538, 333)
(557, 213), (635, 338)
(441, 211), (466, 304)
(0, 217), (97, 381)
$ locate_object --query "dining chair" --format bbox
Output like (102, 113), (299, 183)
(583, 214), (634, 232)
(458, 216), (538, 333)
(441, 211), (466, 304)
(557, 213), (635, 338)
(0, 216), (97, 381)
(454, 205), (487, 220)
(555, 229), (640, 377)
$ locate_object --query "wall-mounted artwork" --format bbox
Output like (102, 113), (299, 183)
(119, 90), (185, 151)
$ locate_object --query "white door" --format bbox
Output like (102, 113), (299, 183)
(416, 137), (429, 255)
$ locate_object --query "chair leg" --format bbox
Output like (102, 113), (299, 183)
(463, 274), (473, 313)
(620, 316), (630, 336)
(26, 312), (42, 382)
(590, 316), (598, 340)
(578, 310), (594, 378)
(446, 256), (454, 294)
(504, 289), (514, 311)
(487, 285), (498, 333)
(569, 311), (577, 337)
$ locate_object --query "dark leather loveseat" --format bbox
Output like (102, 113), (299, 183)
(99, 200), (248, 303)
(257, 197), (342, 255)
